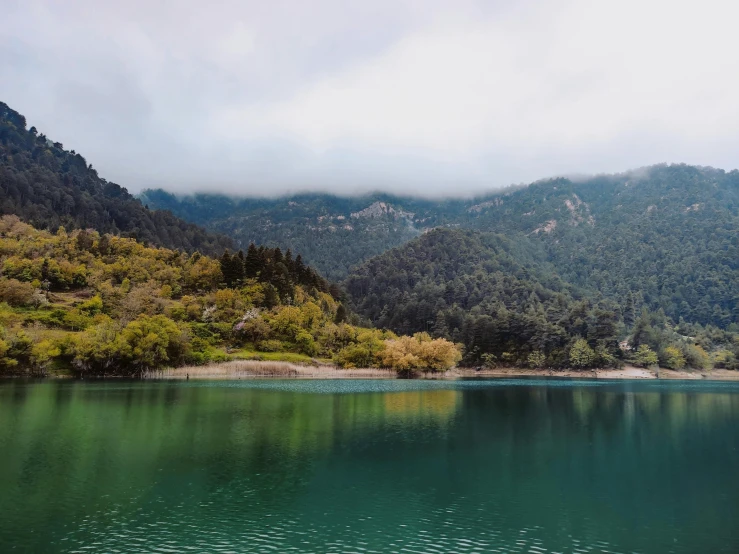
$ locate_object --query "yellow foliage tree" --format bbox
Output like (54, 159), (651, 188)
(185, 256), (222, 291)
(662, 345), (686, 370)
(378, 333), (461, 372)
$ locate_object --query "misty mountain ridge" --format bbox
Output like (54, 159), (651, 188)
(140, 163), (736, 236)
(141, 163), (739, 285)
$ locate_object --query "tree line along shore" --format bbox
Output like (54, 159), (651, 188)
(0, 216), (459, 377)
(0, 221), (737, 378)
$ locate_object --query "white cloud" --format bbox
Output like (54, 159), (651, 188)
(227, 0), (739, 150)
(2, 0), (739, 195)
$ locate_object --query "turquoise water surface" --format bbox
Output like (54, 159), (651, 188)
(1, 378), (738, 553)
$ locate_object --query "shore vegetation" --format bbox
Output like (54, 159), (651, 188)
(0, 216), (459, 376)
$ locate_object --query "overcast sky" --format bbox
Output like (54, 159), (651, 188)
(3, 0), (739, 196)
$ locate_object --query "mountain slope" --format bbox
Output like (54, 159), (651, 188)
(464, 165), (739, 327)
(346, 227), (620, 367)
(0, 216), (459, 375)
(140, 190), (476, 281)
(345, 227), (739, 370)
(0, 102), (232, 255)
(138, 190), (471, 280)
(144, 164), (739, 327)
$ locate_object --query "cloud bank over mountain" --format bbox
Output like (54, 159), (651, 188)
(3, 0), (739, 196)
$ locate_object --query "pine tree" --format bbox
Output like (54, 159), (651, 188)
(272, 262), (293, 301)
(229, 250), (245, 286)
(294, 254), (306, 284)
(624, 292), (636, 328)
(220, 250), (238, 287)
(335, 304), (347, 324)
(244, 244), (261, 278)
(432, 312), (450, 338)
(284, 249), (294, 274)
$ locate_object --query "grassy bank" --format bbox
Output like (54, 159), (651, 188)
(140, 361), (739, 381)
(143, 360), (399, 379)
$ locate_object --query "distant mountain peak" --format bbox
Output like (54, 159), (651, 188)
(350, 201), (414, 220)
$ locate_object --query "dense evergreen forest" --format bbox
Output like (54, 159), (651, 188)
(0, 102), (232, 255)
(461, 165), (739, 328)
(346, 228), (739, 370)
(0, 216), (458, 376)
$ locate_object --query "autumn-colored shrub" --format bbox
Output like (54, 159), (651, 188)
(0, 278), (35, 307)
(661, 345), (686, 370)
(568, 338), (596, 369)
(378, 333), (461, 372)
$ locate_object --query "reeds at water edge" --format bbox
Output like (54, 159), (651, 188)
(143, 360), (301, 379)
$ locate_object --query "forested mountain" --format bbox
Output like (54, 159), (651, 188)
(461, 165), (739, 328)
(346, 227), (739, 370)
(0, 102), (232, 255)
(144, 164), (739, 327)
(144, 164), (739, 370)
(139, 190), (468, 281)
(346, 228), (620, 367)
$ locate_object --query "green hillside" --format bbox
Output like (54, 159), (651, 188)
(345, 227), (738, 370)
(138, 190), (464, 281)
(0, 102), (232, 255)
(463, 165), (739, 327)
(0, 217), (459, 376)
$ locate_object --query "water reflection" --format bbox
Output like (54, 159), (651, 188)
(383, 389), (460, 422)
(1, 379), (738, 553)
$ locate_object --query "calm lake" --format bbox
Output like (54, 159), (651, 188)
(1, 378), (738, 553)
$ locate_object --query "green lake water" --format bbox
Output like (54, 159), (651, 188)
(1, 378), (738, 553)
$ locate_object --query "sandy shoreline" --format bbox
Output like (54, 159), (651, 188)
(462, 366), (739, 381)
(144, 361), (739, 381)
